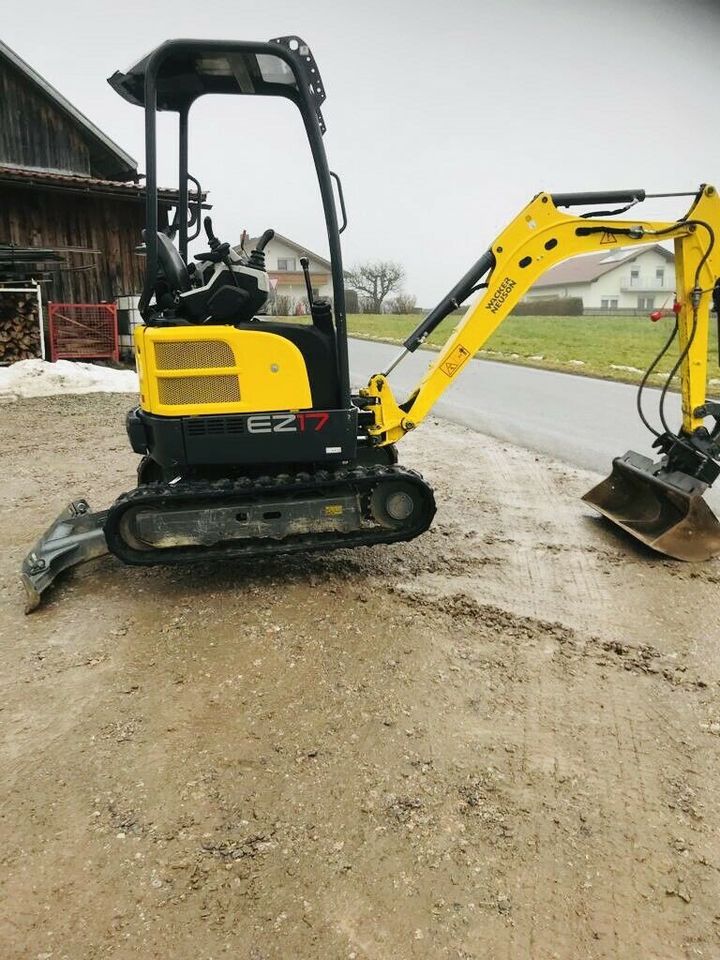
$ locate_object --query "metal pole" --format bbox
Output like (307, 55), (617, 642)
(35, 281), (45, 360)
(178, 105), (189, 261)
(382, 347), (409, 378)
(140, 63), (158, 318)
(300, 101), (351, 408)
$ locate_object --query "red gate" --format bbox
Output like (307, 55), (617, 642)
(48, 303), (119, 362)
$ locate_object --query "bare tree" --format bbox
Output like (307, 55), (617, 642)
(345, 261), (405, 314)
(389, 293), (417, 314)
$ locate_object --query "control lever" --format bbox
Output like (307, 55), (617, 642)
(194, 216), (231, 263)
(247, 229), (275, 270)
(254, 228), (274, 252)
(300, 256), (314, 306)
(204, 216), (220, 250)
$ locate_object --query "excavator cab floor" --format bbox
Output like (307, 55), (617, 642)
(582, 450), (720, 562)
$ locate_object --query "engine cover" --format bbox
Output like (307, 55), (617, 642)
(134, 324), (313, 417)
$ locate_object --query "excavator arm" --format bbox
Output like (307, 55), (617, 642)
(361, 184), (720, 560)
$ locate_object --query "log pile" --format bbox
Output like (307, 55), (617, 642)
(0, 291), (42, 363)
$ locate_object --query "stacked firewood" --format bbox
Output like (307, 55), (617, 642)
(0, 291), (42, 363)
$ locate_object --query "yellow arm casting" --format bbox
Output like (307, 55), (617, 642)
(362, 185), (720, 446)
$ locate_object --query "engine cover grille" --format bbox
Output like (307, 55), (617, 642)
(157, 374), (240, 405)
(154, 340), (234, 370)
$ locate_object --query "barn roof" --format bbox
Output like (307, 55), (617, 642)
(532, 244), (674, 287)
(0, 39), (138, 181)
(0, 164), (184, 203)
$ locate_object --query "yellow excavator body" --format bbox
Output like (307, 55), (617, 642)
(135, 325), (313, 417)
(19, 34), (720, 610)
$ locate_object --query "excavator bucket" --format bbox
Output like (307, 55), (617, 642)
(582, 451), (720, 561)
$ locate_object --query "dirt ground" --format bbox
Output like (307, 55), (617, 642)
(2, 393), (720, 960)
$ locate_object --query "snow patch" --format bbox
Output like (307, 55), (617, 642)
(0, 359), (138, 401)
(610, 364), (644, 374)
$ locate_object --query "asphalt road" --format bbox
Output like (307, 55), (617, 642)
(348, 336), (683, 476)
(350, 337), (720, 514)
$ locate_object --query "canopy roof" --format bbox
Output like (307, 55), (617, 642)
(108, 37), (327, 132)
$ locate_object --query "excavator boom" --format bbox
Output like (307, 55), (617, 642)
(362, 184), (720, 560)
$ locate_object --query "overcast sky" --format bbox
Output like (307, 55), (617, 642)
(5, 0), (720, 304)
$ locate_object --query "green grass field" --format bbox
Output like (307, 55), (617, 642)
(344, 313), (720, 387)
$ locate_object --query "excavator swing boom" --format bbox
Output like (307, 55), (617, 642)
(361, 184), (720, 561)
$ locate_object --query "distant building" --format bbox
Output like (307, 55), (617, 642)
(524, 244), (675, 312)
(245, 232), (332, 312)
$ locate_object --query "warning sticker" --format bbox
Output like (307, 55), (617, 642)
(440, 344), (472, 378)
(600, 230), (618, 244)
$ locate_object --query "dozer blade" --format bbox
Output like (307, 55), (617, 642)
(582, 451), (720, 561)
(22, 500), (109, 612)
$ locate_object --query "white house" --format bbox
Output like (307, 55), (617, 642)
(244, 231), (333, 313)
(524, 244), (675, 312)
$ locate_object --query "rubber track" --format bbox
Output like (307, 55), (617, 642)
(104, 463), (436, 566)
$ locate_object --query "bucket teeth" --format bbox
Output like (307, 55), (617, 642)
(583, 451), (720, 562)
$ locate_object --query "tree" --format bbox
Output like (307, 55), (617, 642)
(389, 293), (417, 315)
(345, 260), (405, 314)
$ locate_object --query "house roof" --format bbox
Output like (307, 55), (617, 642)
(532, 244), (674, 288)
(245, 231), (333, 271)
(0, 39), (138, 181)
(0, 165), (190, 204)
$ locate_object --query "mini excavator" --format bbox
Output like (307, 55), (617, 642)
(22, 36), (720, 609)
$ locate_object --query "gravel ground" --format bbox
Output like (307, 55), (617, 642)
(1, 393), (720, 960)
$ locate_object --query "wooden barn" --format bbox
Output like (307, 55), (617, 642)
(0, 39), (177, 305)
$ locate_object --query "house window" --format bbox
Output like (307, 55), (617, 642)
(601, 298), (619, 310)
(638, 296), (655, 310)
(630, 268), (640, 287)
(277, 257), (296, 271)
(656, 267), (664, 286)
